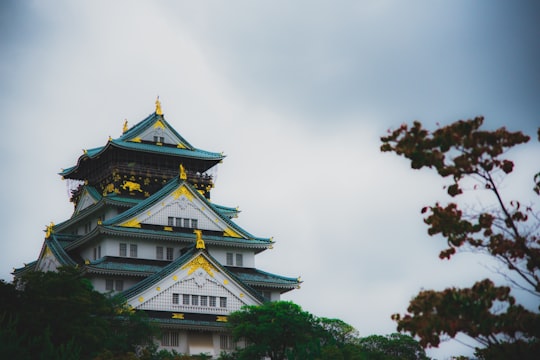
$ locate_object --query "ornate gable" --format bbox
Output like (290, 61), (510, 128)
(115, 182), (245, 239)
(74, 187), (100, 214)
(36, 245), (61, 272)
(126, 252), (261, 319)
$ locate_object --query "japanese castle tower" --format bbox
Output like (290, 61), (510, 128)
(14, 99), (301, 357)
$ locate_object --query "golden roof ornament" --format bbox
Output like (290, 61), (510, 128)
(123, 119), (128, 133)
(194, 229), (205, 249)
(155, 96), (163, 115)
(179, 164), (187, 180)
(45, 222), (54, 239)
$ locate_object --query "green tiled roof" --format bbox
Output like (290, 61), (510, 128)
(228, 267), (300, 289)
(85, 256), (169, 276)
(12, 260), (37, 277)
(47, 235), (78, 266)
(60, 112), (224, 178)
(118, 112), (194, 149)
(103, 176), (268, 242)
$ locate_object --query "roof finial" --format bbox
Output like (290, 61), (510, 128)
(155, 96), (163, 115)
(179, 164), (187, 180)
(45, 222), (54, 239)
(123, 119), (128, 133)
(194, 229), (205, 249)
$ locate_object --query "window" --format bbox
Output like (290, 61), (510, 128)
(209, 296), (217, 307)
(168, 217), (174, 226)
(220, 335), (235, 350)
(162, 331), (179, 347)
(93, 246), (101, 260)
(105, 279), (114, 291)
(153, 136), (165, 144)
(262, 291), (272, 301)
(175, 217), (182, 227)
(183, 218), (190, 228)
(236, 253), (243, 267)
(226, 253), (233, 266)
(115, 280), (124, 291)
(182, 294), (190, 305)
(191, 295), (199, 306)
(191, 219), (198, 228)
(172, 293), (179, 304)
(156, 246), (164, 260)
(200, 296), (208, 306)
(220, 297), (227, 308)
(106, 279), (123, 291)
(119, 243), (127, 257)
(166, 247), (174, 260)
(130, 244), (138, 258)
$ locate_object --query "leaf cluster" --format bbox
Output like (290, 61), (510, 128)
(0, 267), (157, 360)
(224, 301), (428, 360)
(381, 118), (540, 357)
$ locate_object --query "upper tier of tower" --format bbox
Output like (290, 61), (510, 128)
(60, 100), (225, 205)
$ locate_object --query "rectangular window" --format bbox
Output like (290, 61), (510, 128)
(172, 293), (179, 304)
(220, 297), (227, 308)
(191, 295), (199, 306)
(93, 247), (97, 260)
(236, 253), (243, 267)
(209, 296), (217, 307)
(262, 291), (272, 301)
(156, 246), (164, 260)
(191, 219), (198, 228)
(166, 247), (174, 260)
(162, 331), (179, 347)
(105, 279), (114, 291)
(183, 218), (190, 228)
(200, 296), (208, 306)
(115, 280), (124, 291)
(119, 243), (127, 257)
(182, 294), (190, 305)
(97, 246), (101, 259)
(175, 217), (182, 227)
(226, 253), (233, 266)
(220, 335), (235, 350)
(130, 244), (138, 258)
(168, 217), (174, 226)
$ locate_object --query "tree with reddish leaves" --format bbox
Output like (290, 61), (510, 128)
(381, 117), (540, 359)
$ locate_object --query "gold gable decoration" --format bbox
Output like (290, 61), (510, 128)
(181, 255), (215, 277)
(172, 186), (193, 201)
(121, 218), (141, 228)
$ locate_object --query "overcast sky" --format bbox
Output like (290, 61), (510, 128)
(1, 1), (539, 358)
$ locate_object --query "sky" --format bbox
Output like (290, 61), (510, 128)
(1, 1), (539, 358)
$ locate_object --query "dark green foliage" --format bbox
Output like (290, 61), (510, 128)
(358, 333), (429, 360)
(0, 267), (156, 360)
(224, 301), (426, 360)
(227, 301), (321, 360)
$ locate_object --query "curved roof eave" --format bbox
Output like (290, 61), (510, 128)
(103, 177), (264, 241)
(59, 140), (225, 178)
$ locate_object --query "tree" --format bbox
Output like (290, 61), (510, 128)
(358, 333), (429, 360)
(0, 267), (157, 359)
(227, 301), (322, 360)
(380, 117), (540, 358)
